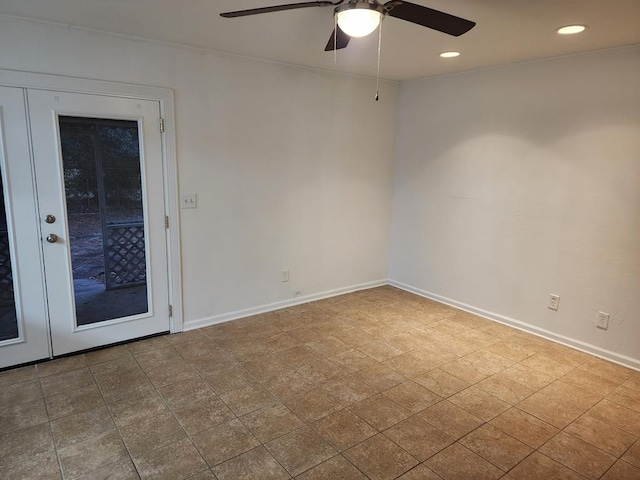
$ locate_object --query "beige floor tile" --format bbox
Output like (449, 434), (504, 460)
(425, 443), (503, 480)
(83, 345), (132, 366)
(93, 364), (153, 404)
(475, 374), (536, 405)
(0, 450), (62, 480)
(460, 424), (532, 471)
(284, 388), (342, 423)
(134, 345), (184, 372)
(330, 327), (378, 347)
(357, 340), (405, 362)
(126, 335), (170, 355)
(321, 376), (377, 405)
(203, 366), (257, 395)
(243, 354), (292, 379)
(587, 399), (640, 436)
(134, 437), (208, 480)
(349, 394), (412, 431)
(0, 397), (49, 433)
(40, 367), (95, 398)
(265, 426), (336, 476)
(623, 439), (640, 468)
(45, 383), (104, 420)
(173, 395), (235, 435)
(623, 372), (640, 392)
(0, 365), (38, 387)
(539, 431), (616, 479)
(51, 405), (115, 449)
(517, 392), (584, 429)
(561, 368), (620, 395)
(240, 404), (303, 443)
(120, 410), (186, 457)
(384, 353), (435, 378)
(448, 387), (510, 421)
(311, 408), (377, 452)
(537, 380), (603, 411)
(108, 390), (170, 427)
(601, 460), (640, 480)
(565, 414), (637, 457)
(76, 459), (140, 480)
(382, 381), (441, 413)
(489, 408), (559, 449)
(328, 348), (378, 375)
(192, 418), (260, 467)
(463, 350), (515, 374)
(440, 358), (493, 384)
(418, 400), (484, 439)
(37, 355), (87, 378)
(58, 429), (129, 480)
(484, 339), (537, 362)
(428, 319), (469, 337)
(498, 364), (554, 390)
(578, 358), (634, 385)
(157, 379), (216, 410)
(414, 368), (469, 398)
(608, 385), (640, 413)
(384, 416), (454, 461)
(344, 434), (418, 480)
(508, 452), (587, 480)
(296, 454), (368, 480)
(213, 445), (291, 480)
(519, 354), (575, 378)
(306, 336), (352, 357)
(0, 379), (43, 406)
(0, 423), (54, 468)
(219, 384), (279, 416)
(396, 464), (443, 479)
(144, 360), (200, 388)
(351, 365), (407, 392)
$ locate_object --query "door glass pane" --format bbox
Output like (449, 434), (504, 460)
(60, 117), (148, 326)
(0, 168), (18, 341)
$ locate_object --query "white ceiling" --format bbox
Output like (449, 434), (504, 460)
(0, 0), (638, 81)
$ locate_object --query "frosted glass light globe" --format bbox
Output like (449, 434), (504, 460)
(337, 9), (382, 38)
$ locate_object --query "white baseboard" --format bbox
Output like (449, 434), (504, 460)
(183, 279), (388, 332)
(389, 280), (640, 372)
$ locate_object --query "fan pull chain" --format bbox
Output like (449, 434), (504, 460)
(375, 18), (383, 101)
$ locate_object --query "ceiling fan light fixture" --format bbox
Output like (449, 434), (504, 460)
(440, 51), (460, 58)
(336, 3), (384, 38)
(557, 25), (586, 35)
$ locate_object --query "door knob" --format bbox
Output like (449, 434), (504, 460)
(46, 234), (58, 243)
(45, 214), (56, 224)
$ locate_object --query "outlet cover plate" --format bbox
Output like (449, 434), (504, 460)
(597, 311), (610, 330)
(549, 294), (560, 311)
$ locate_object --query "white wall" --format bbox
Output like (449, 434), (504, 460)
(0, 16), (397, 328)
(391, 46), (640, 366)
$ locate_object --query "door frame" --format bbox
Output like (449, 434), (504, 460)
(0, 69), (184, 337)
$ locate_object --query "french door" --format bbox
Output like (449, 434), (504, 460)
(0, 87), (171, 368)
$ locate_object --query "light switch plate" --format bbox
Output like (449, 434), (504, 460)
(181, 193), (197, 209)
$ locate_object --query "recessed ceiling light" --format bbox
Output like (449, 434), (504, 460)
(557, 25), (587, 35)
(440, 51), (460, 58)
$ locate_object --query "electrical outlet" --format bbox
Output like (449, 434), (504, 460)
(548, 294), (560, 311)
(281, 270), (290, 283)
(597, 311), (610, 330)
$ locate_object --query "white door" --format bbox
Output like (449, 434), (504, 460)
(0, 87), (51, 368)
(28, 90), (170, 356)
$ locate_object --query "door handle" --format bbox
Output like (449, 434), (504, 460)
(46, 233), (58, 243)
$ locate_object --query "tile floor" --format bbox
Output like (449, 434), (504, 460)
(1, 286), (639, 479)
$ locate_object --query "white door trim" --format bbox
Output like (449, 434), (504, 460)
(0, 68), (183, 334)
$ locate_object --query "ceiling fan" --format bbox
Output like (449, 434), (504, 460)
(220, 0), (476, 52)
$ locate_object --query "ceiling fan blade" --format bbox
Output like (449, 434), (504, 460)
(324, 25), (351, 51)
(384, 1), (475, 36)
(221, 1), (337, 18)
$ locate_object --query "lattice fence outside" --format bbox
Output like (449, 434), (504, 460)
(0, 230), (14, 306)
(105, 222), (146, 289)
